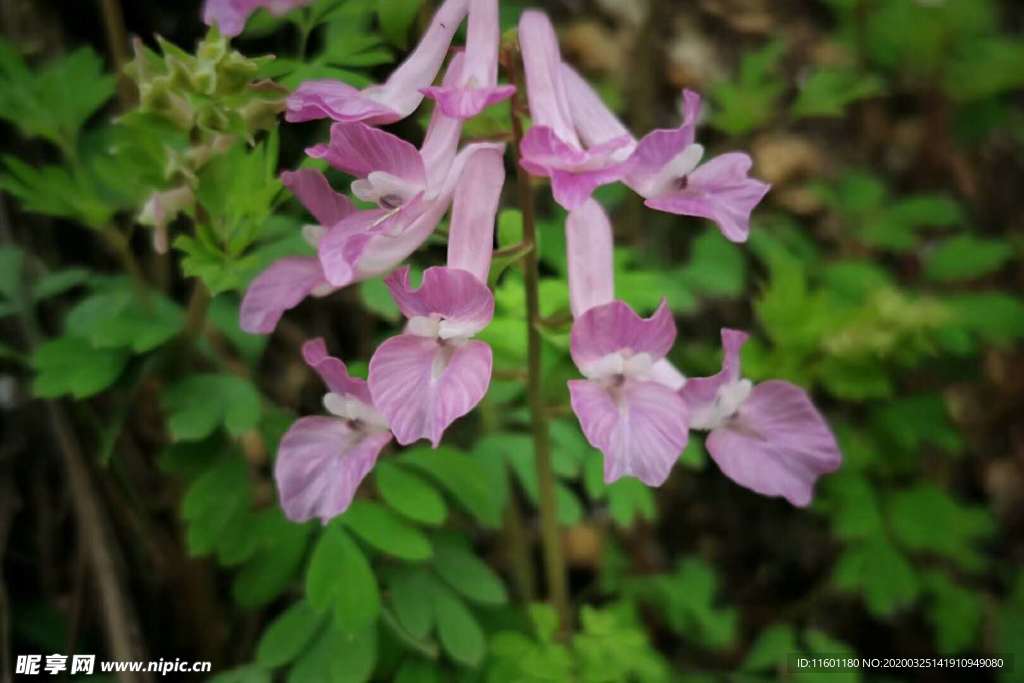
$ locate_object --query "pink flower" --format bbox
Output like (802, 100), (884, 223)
(680, 329), (842, 506)
(565, 201), (690, 486)
(203, 0), (313, 38)
(307, 55), (503, 290)
(286, 0), (470, 125)
(516, 11), (634, 210)
(422, 0), (515, 119)
(274, 338), (392, 523)
(239, 169), (353, 334)
(561, 68), (770, 242)
(368, 148), (505, 446)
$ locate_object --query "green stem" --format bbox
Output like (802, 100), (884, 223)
(503, 38), (571, 635)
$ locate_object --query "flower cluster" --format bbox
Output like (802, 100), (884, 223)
(222, 0), (841, 523)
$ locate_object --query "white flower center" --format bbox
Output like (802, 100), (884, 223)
(352, 171), (420, 210)
(323, 392), (389, 433)
(407, 313), (477, 342)
(689, 378), (753, 431)
(641, 143), (704, 198)
(583, 349), (656, 384)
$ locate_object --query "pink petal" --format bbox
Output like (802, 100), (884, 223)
(626, 90), (702, 192)
(281, 169), (354, 228)
(421, 84), (516, 120)
(520, 127), (633, 210)
(518, 11), (578, 146)
(421, 0), (514, 119)
(203, 0), (310, 37)
(307, 122), (426, 187)
(317, 197), (426, 287)
(446, 148), (504, 282)
(570, 300), (676, 372)
(651, 359), (686, 391)
(354, 199), (451, 278)
(569, 378), (689, 486)
(385, 266), (494, 334)
(274, 416), (391, 523)
(283, 0), (469, 124)
(678, 328), (749, 414)
(707, 380), (841, 507)
(369, 335), (492, 446)
(240, 256), (327, 334)
(419, 54), (468, 189)
(566, 199), (614, 317)
(560, 64), (633, 148)
(645, 152), (771, 243)
(285, 80), (399, 125)
(301, 338), (372, 404)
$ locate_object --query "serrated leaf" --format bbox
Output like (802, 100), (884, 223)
(65, 286), (184, 353)
(792, 67), (884, 118)
(887, 484), (994, 572)
(922, 571), (982, 653)
(375, 462), (447, 526)
(31, 335), (128, 398)
(162, 373), (261, 440)
(925, 234), (1013, 282)
(341, 501), (433, 561)
(741, 623), (797, 672)
(833, 538), (919, 617)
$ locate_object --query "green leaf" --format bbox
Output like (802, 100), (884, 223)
(432, 536), (508, 605)
(741, 623), (797, 672)
(388, 567), (437, 639)
(358, 277), (400, 321)
(31, 268), (91, 301)
(394, 660), (441, 683)
(432, 582), (486, 667)
(887, 484), (994, 572)
(306, 525), (380, 633)
(922, 571), (982, 653)
(181, 456), (250, 555)
(709, 40), (786, 135)
(162, 374), (262, 440)
(823, 473), (885, 542)
(233, 519), (311, 608)
(257, 600), (326, 668)
(946, 37), (1024, 101)
(948, 292), (1024, 344)
(377, 0), (423, 49)
(288, 621), (377, 683)
(925, 234), (1013, 282)
(680, 228), (746, 297)
(0, 245), (23, 301)
(341, 501), (433, 561)
(208, 666), (272, 683)
(607, 478), (656, 528)
(31, 336), (129, 398)
(400, 446), (505, 528)
(792, 67), (884, 118)
(375, 462), (447, 526)
(65, 286), (185, 353)
(833, 538), (919, 617)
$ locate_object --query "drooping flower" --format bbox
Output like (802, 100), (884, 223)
(679, 329), (842, 506)
(275, 338), (392, 523)
(307, 55), (503, 289)
(561, 67), (770, 242)
(203, 0), (313, 38)
(422, 0), (515, 119)
(564, 200), (690, 486)
(286, 0), (470, 125)
(516, 11), (634, 210)
(138, 185), (194, 254)
(368, 148), (505, 446)
(239, 169), (353, 334)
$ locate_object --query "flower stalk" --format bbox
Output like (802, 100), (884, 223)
(502, 34), (571, 635)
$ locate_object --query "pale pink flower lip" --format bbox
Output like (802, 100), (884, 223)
(567, 300), (690, 487)
(203, 0), (313, 38)
(516, 11), (634, 210)
(367, 148), (504, 448)
(274, 339), (392, 524)
(421, 0), (516, 120)
(680, 329), (842, 506)
(285, 0), (471, 125)
(560, 65), (771, 242)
